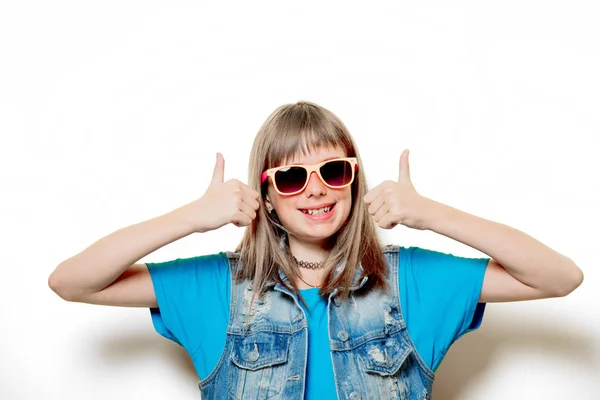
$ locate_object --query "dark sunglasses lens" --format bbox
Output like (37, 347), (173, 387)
(320, 160), (353, 186)
(274, 167), (307, 193)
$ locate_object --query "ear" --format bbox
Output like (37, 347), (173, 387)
(265, 195), (274, 212)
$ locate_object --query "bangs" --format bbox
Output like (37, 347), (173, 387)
(264, 104), (354, 168)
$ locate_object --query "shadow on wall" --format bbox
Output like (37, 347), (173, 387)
(432, 315), (597, 399)
(98, 331), (198, 382)
(94, 317), (596, 398)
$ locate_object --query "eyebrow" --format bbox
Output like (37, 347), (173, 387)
(291, 156), (341, 165)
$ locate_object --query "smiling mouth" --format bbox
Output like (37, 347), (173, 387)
(299, 204), (336, 215)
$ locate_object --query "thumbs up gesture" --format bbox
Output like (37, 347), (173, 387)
(363, 149), (434, 230)
(181, 152), (260, 233)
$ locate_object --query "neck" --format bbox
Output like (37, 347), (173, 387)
(295, 266), (328, 289)
(289, 237), (331, 289)
(288, 236), (329, 264)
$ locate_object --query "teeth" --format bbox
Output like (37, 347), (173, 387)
(302, 205), (333, 215)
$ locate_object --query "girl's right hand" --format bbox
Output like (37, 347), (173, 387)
(182, 152), (261, 233)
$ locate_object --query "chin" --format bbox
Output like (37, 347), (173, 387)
(300, 222), (343, 241)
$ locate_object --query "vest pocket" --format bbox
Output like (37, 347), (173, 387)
(357, 335), (413, 399)
(228, 332), (290, 399)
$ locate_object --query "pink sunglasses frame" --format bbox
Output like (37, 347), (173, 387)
(261, 157), (358, 196)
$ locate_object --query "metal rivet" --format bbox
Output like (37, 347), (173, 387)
(349, 391), (362, 400)
(337, 330), (349, 341)
(248, 350), (259, 362)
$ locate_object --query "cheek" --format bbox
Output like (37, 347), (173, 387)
(275, 198), (301, 221)
(340, 200), (353, 219)
(336, 190), (353, 217)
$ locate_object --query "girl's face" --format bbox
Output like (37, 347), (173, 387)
(266, 146), (353, 246)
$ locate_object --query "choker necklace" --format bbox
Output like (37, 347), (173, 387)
(292, 255), (326, 270)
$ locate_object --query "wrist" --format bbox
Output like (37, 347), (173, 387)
(420, 197), (451, 232)
(166, 204), (202, 234)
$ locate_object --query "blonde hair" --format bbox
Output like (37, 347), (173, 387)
(235, 101), (388, 302)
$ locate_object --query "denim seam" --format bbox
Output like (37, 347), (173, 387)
(394, 247), (436, 381)
(198, 253), (238, 388)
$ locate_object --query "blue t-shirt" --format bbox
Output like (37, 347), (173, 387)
(147, 246), (488, 398)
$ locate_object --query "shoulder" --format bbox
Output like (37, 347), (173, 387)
(381, 244), (424, 254)
(381, 244), (418, 259)
(223, 251), (241, 271)
(383, 245), (487, 273)
(224, 251), (241, 259)
(382, 244), (401, 253)
(147, 251), (232, 264)
(146, 252), (234, 281)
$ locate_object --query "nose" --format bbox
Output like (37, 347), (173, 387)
(305, 171), (327, 196)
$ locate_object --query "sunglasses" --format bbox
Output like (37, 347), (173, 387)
(261, 157), (358, 195)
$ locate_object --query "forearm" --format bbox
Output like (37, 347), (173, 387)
(49, 206), (196, 299)
(423, 198), (583, 296)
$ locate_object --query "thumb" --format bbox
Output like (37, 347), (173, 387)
(398, 149), (411, 183)
(211, 152), (225, 185)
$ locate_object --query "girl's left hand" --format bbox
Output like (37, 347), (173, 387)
(363, 149), (435, 231)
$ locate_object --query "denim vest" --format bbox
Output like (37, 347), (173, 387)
(198, 245), (435, 400)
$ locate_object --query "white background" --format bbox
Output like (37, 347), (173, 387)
(1, 1), (599, 399)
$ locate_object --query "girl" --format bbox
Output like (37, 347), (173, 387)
(49, 101), (583, 399)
